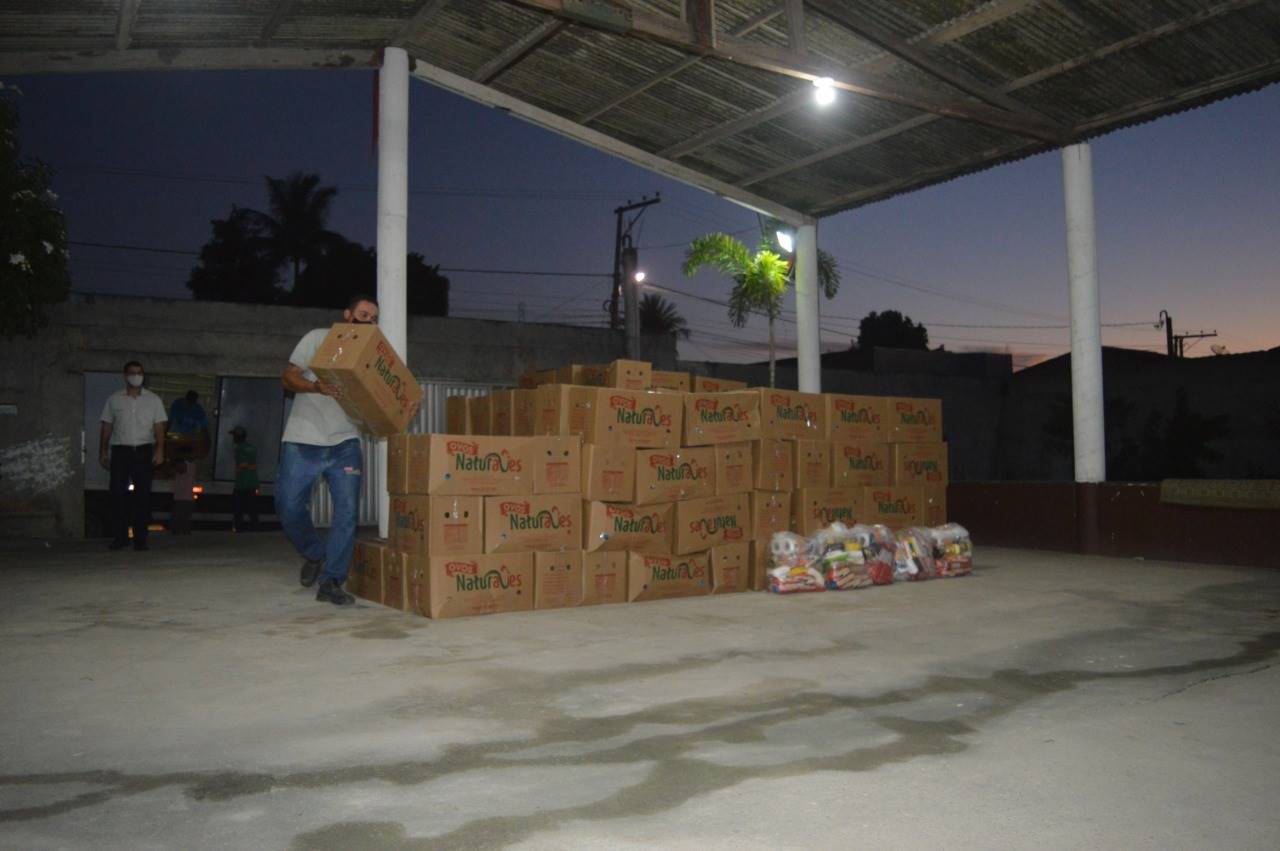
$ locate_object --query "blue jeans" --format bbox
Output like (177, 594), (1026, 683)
(275, 439), (363, 585)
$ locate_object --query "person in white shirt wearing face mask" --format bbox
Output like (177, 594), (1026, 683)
(99, 360), (168, 551)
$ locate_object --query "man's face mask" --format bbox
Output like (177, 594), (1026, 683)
(126, 373), (144, 387)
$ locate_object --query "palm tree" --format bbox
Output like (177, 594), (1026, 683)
(639, 293), (691, 341)
(245, 172), (340, 291)
(683, 232), (791, 387)
(760, 216), (842, 299)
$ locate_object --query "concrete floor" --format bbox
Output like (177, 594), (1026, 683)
(1, 534), (1277, 851)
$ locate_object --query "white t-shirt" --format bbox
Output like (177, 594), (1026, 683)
(100, 388), (168, 447)
(282, 328), (361, 447)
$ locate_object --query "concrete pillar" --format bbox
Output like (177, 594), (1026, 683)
(794, 220), (821, 393)
(376, 46), (409, 539)
(1062, 143), (1105, 483)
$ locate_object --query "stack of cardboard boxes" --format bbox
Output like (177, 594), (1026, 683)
(365, 361), (947, 611)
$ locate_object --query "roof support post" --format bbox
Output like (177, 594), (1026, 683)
(1062, 142), (1105, 484)
(794, 220), (821, 393)
(376, 46), (410, 538)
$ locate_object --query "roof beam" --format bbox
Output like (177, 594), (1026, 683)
(258, 0), (300, 45)
(409, 57), (813, 226)
(505, 0), (1064, 141)
(805, 0), (1054, 122)
(783, 0), (806, 54)
(390, 0), (453, 47)
(660, 90), (807, 159)
(576, 3), (784, 124)
(472, 18), (567, 83)
(685, 0), (716, 49)
(115, 0), (142, 51)
(0, 47), (377, 75)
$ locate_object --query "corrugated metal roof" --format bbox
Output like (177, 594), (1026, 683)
(2, 0), (1277, 219)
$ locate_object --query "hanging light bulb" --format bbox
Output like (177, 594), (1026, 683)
(813, 77), (837, 106)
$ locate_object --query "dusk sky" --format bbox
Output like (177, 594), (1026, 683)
(9, 69), (1280, 368)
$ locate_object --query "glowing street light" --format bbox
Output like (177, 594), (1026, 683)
(634, 270), (646, 283)
(775, 230), (795, 253)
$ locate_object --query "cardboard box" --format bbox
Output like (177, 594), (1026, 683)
(683, 391), (761, 446)
(791, 487), (862, 536)
(751, 439), (794, 492)
(531, 435), (582, 495)
(489, 390), (515, 436)
(634, 446), (714, 504)
(748, 539), (770, 591)
(390, 494), (483, 557)
(308, 323), (423, 437)
(533, 550), (584, 609)
(534, 384), (574, 436)
(862, 485), (924, 529)
(674, 493), (750, 554)
(891, 442), (949, 486)
(709, 542), (749, 594)
(556, 364), (606, 386)
(468, 395), (491, 436)
(404, 433), (433, 493)
(351, 538), (386, 604)
(750, 490), (792, 541)
(484, 494), (581, 553)
(886, 397), (943, 443)
(445, 395), (471, 435)
(627, 551), (710, 602)
(650, 370), (691, 392)
(568, 387), (681, 449)
(755, 388), (825, 440)
(406, 556), (430, 617)
(605, 359), (652, 390)
(831, 440), (892, 488)
(792, 439), (831, 489)
(513, 389), (537, 436)
(427, 553), (533, 619)
(581, 443), (636, 502)
(422, 435), (532, 496)
(582, 500), (673, 552)
(826, 394), (886, 441)
(692, 376), (747, 392)
(922, 484), (947, 526)
(582, 551), (628, 605)
(383, 550), (408, 612)
(712, 442), (754, 496)
(387, 433), (410, 494)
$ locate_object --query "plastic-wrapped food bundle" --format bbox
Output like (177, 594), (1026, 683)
(926, 523), (973, 577)
(767, 531), (825, 594)
(847, 524), (896, 585)
(811, 522), (873, 590)
(893, 527), (936, 582)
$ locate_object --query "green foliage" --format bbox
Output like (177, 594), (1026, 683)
(639, 293), (690, 340)
(759, 216), (842, 298)
(187, 207), (283, 304)
(856, 310), (929, 352)
(0, 85), (71, 338)
(683, 232), (788, 326)
(243, 171), (341, 288)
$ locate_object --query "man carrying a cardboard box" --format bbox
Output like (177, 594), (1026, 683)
(277, 294), (380, 606)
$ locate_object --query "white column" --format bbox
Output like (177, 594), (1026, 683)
(1062, 143), (1106, 483)
(377, 46), (410, 538)
(794, 220), (821, 393)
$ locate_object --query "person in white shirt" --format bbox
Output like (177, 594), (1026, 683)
(276, 295), (381, 606)
(99, 360), (168, 551)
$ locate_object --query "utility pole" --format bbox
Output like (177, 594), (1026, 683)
(621, 241), (640, 359)
(609, 194), (660, 331)
(1157, 310), (1217, 357)
(1157, 310), (1175, 357)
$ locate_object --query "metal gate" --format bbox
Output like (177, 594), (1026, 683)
(308, 379), (508, 527)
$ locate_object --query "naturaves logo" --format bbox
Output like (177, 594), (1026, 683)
(606, 504), (665, 534)
(694, 397), (750, 424)
(501, 500), (572, 531)
(904, 459), (941, 478)
(842, 447), (883, 470)
(444, 560), (523, 592)
(770, 393), (816, 423)
(391, 497), (425, 534)
(873, 490), (918, 514)
(448, 440), (522, 473)
(649, 453), (709, 482)
(644, 555), (705, 582)
(374, 340), (413, 412)
(610, 394), (672, 427)
(895, 401), (937, 426)
(835, 398), (880, 425)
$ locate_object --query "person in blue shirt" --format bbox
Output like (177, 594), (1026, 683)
(168, 390), (209, 437)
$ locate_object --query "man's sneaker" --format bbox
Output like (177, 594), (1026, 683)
(299, 558), (322, 587)
(316, 579), (354, 606)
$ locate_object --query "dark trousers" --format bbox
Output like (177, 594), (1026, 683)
(109, 444), (154, 545)
(232, 489), (259, 532)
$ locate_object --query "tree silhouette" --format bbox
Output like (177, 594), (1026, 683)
(844, 309), (929, 368)
(639, 293), (690, 340)
(186, 207), (283, 304)
(0, 85), (70, 337)
(291, 237), (449, 316)
(244, 172), (340, 290)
